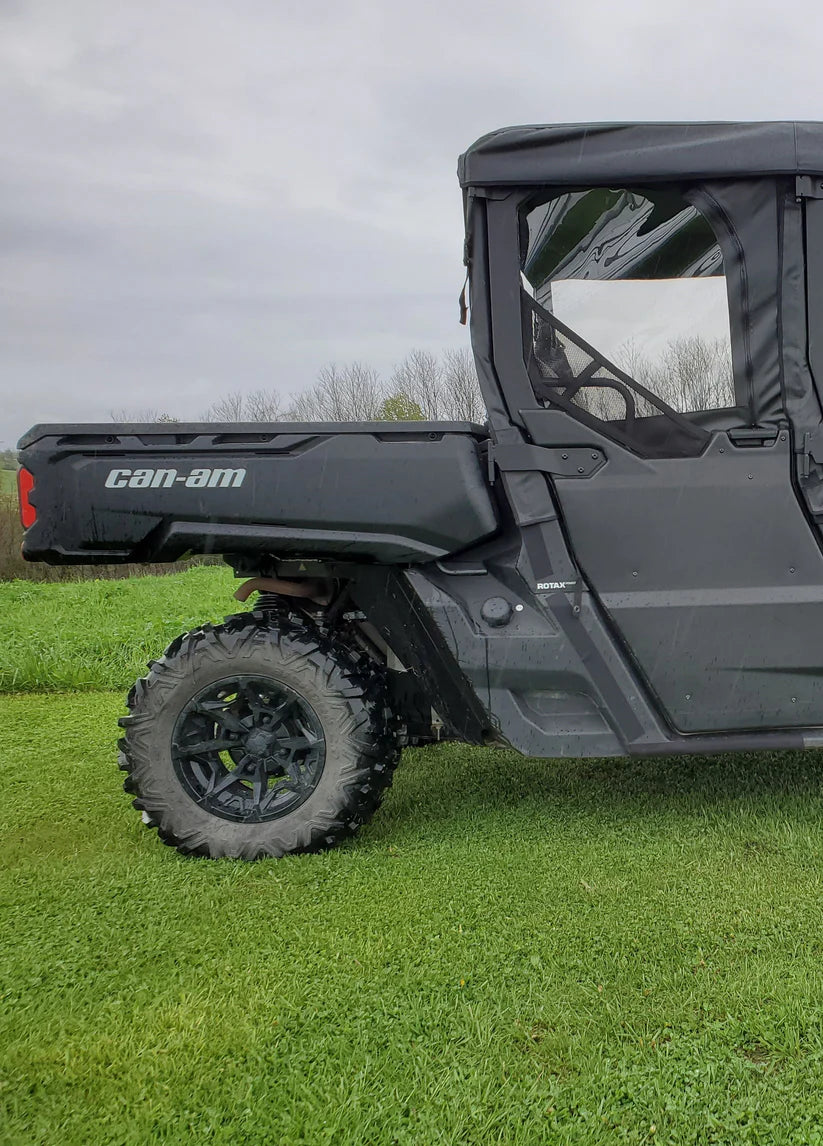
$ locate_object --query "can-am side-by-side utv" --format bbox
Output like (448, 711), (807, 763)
(18, 121), (823, 858)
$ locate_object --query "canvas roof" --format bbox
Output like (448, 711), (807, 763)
(458, 122), (823, 187)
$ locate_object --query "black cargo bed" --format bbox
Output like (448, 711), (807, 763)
(18, 421), (498, 565)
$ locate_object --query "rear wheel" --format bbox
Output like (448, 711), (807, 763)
(118, 610), (400, 859)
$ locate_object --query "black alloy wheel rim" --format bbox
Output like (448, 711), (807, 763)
(171, 675), (326, 823)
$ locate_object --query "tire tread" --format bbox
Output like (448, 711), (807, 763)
(118, 608), (400, 859)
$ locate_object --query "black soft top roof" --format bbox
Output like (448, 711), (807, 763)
(458, 122), (823, 187)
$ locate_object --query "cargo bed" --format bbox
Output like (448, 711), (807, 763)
(17, 422), (498, 565)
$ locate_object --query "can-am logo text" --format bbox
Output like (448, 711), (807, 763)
(105, 467), (246, 490)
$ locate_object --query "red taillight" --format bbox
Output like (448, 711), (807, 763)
(17, 467), (36, 529)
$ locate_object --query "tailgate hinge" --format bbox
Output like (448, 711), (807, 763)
(489, 442), (606, 483)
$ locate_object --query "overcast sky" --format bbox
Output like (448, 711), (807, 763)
(0, 0), (817, 447)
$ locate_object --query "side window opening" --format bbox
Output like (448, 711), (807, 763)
(520, 187), (740, 457)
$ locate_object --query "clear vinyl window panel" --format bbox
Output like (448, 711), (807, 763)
(521, 188), (736, 439)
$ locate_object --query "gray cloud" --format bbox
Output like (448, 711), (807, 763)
(0, 0), (817, 445)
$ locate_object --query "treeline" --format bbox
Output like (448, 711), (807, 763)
(113, 348), (486, 425)
(547, 335), (735, 423)
(617, 336), (734, 415)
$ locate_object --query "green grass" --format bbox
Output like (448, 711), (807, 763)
(0, 564), (238, 691)
(0, 469), (15, 495)
(5, 574), (823, 1142)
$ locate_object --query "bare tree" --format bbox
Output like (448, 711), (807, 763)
(616, 338), (658, 391)
(287, 362), (383, 421)
(616, 335), (734, 415)
(441, 348), (485, 422)
(201, 392), (247, 421)
(661, 336), (734, 412)
(110, 407), (175, 422)
(244, 389), (285, 421)
(389, 350), (443, 420)
(200, 388), (285, 422)
(387, 348), (485, 422)
(613, 339), (663, 418)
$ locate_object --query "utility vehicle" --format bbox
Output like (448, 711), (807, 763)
(18, 121), (823, 858)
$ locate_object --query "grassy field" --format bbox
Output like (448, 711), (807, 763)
(0, 564), (236, 691)
(0, 468), (15, 495)
(4, 571), (823, 1143)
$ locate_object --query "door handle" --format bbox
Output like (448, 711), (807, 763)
(727, 426), (779, 446)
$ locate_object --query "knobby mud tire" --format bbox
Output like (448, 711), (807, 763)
(118, 610), (400, 859)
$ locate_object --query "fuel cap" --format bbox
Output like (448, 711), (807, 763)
(480, 597), (513, 628)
